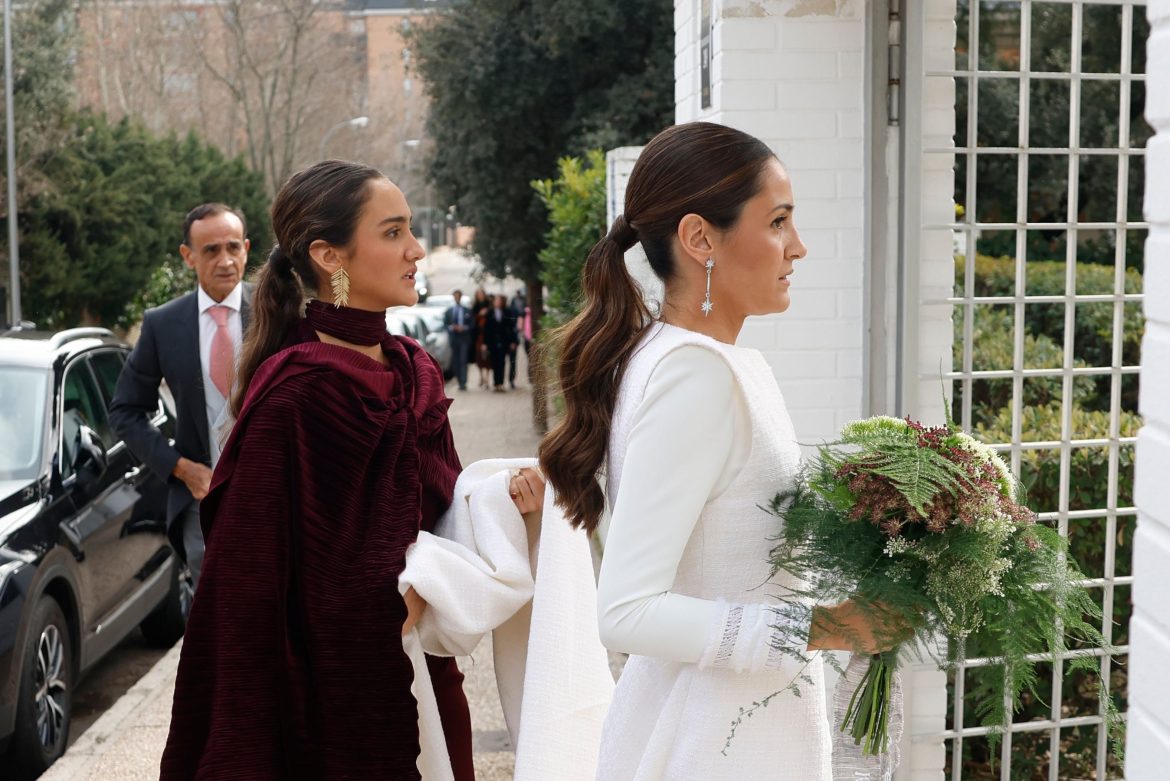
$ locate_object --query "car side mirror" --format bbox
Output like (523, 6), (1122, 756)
(73, 425), (108, 482)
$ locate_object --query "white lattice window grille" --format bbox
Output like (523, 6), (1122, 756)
(917, 1), (1149, 778)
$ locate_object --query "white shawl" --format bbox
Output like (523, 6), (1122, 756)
(398, 458), (615, 780)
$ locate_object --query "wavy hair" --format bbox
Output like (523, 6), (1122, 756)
(538, 122), (776, 533)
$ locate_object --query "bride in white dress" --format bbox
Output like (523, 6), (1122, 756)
(540, 122), (900, 780)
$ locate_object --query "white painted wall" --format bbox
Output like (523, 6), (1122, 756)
(1128, 1), (1170, 778)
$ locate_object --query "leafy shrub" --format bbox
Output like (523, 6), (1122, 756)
(950, 253), (1140, 779)
(955, 255), (1143, 412)
(533, 150), (606, 329)
(953, 306), (1094, 423)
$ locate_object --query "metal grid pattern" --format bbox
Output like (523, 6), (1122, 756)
(918, 1), (1145, 778)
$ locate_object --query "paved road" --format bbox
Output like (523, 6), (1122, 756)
(423, 245), (525, 302)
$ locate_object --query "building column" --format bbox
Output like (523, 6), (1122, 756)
(1128, 1), (1170, 778)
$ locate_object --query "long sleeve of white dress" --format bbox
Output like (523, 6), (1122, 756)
(597, 345), (809, 674)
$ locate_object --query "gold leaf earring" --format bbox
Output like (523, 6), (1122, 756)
(330, 267), (350, 308)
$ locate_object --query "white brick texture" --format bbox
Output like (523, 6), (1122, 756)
(1129, 1), (1170, 778)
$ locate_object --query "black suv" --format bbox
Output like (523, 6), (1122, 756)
(0, 327), (190, 779)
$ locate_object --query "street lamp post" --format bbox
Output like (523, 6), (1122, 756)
(318, 116), (370, 161)
(4, 0), (20, 326)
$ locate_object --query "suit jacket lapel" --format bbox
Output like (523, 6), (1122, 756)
(241, 283), (254, 331)
(177, 294), (211, 459)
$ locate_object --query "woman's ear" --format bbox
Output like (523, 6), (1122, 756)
(676, 213), (714, 268)
(307, 239), (343, 281)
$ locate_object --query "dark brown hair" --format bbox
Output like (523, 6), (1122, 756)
(182, 202), (247, 247)
(232, 160), (383, 416)
(538, 122), (776, 533)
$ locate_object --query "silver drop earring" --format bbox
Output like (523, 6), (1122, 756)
(701, 258), (714, 316)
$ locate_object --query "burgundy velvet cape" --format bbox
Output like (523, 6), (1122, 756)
(160, 324), (474, 780)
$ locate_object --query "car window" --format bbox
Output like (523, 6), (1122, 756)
(0, 368), (47, 480)
(61, 362), (113, 479)
(88, 350), (125, 404)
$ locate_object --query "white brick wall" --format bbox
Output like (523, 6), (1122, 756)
(1128, 1), (1170, 778)
(607, 147), (665, 308)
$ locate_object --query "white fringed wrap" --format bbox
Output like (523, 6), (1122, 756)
(398, 458), (615, 780)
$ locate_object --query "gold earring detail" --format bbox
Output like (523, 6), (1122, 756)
(330, 267), (350, 308)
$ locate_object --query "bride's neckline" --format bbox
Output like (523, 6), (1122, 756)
(653, 320), (749, 351)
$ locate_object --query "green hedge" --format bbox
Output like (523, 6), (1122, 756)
(956, 255), (1143, 413)
(954, 306), (1094, 419)
(953, 254), (1139, 778)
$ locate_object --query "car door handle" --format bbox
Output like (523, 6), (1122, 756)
(123, 466), (142, 481)
(58, 521), (85, 562)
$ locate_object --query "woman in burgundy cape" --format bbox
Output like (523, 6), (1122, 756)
(160, 162), (537, 780)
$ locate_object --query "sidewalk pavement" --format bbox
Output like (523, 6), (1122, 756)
(42, 360), (544, 781)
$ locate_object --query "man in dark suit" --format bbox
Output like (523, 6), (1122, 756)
(506, 288), (526, 389)
(110, 203), (254, 586)
(443, 289), (473, 391)
(483, 294), (518, 392)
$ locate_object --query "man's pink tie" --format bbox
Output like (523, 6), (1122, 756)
(208, 305), (234, 398)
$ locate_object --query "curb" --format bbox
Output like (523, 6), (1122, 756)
(40, 640), (183, 780)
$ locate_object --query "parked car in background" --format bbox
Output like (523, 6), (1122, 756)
(0, 327), (190, 780)
(408, 306), (453, 375)
(420, 294), (454, 313)
(386, 307), (452, 379)
(414, 271), (431, 304)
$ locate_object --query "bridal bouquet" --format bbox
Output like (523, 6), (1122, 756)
(754, 415), (1119, 757)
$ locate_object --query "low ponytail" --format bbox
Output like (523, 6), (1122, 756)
(539, 216), (650, 533)
(538, 122), (779, 535)
(232, 244), (304, 416)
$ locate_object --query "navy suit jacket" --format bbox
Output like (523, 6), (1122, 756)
(109, 286), (253, 527)
(443, 304), (472, 343)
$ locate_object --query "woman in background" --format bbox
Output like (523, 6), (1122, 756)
(471, 286), (492, 389)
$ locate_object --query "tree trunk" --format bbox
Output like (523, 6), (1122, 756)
(526, 271), (548, 435)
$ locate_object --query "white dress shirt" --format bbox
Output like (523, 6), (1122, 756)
(196, 283), (244, 446)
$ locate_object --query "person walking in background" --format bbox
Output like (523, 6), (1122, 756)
(162, 161), (517, 780)
(444, 289), (473, 391)
(505, 288), (526, 389)
(109, 203), (254, 588)
(471, 286), (491, 389)
(509, 287), (526, 317)
(484, 293), (518, 392)
(518, 297), (533, 359)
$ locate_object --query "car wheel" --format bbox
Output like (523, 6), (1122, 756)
(139, 557), (192, 647)
(8, 596), (72, 780)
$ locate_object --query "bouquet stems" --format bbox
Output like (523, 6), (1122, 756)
(841, 652), (898, 755)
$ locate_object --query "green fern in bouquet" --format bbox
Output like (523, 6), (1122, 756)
(741, 415), (1122, 759)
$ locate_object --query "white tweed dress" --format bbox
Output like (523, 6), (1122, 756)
(597, 322), (832, 781)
